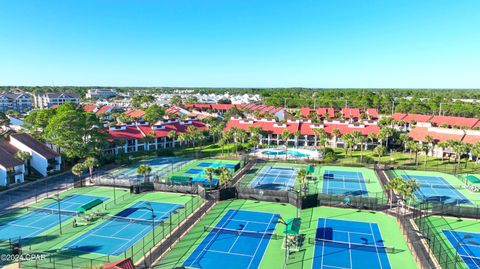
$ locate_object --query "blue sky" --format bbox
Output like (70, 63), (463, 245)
(0, 0), (479, 88)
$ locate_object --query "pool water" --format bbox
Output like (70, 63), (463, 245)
(263, 150), (309, 157)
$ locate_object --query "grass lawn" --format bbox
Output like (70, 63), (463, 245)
(0, 186), (202, 269)
(156, 199), (418, 269)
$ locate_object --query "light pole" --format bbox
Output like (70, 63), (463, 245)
(47, 194), (62, 235)
(144, 202), (156, 244)
(454, 234), (474, 269)
(276, 216), (289, 267)
(113, 177), (116, 205)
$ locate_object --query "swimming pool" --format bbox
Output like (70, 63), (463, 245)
(255, 148), (321, 159)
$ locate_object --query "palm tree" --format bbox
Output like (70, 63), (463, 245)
(342, 133), (354, 157)
(367, 132), (377, 150)
(72, 163), (87, 184)
(83, 157), (100, 179)
(402, 179), (419, 209)
(451, 141), (467, 169)
(204, 167), (217, 190)
(373, 145), (385, 163)
(384, 177), (403, 208)
(423, 136), (434, 167)
(167, 130), (177, 147)
(399, 133), (409, 152)
(407, 141), (422, 166)
(379, 127), (395, 148)
(177, 132), (190, 147)
(313, 128), (325, 147)
(472, 142), (480, 170)
(356, 135), (367, 163)
(137, 164), (152, 183)
(437, 141), (449, 162)
(215, 167), (232, 188)
(281, 130), (292, 160)
(296, 168), (308, 195)
(332, 128), (341, 148)
(15, 151), (31, 175)
(294, 130), (301, 147)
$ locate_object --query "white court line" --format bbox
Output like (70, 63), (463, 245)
(320, 219), (327, 268)
(369, 223), (387, 269)
(85, 233), (132, 241)
(206, 249), (253, 258)
(7, 223), (43, 230)
(334, 230), (373, 236)
(188, 210), (237, 266)
(347, 232), (353, 269)
(245, 213), (275, 269)
(110, 223), (152, 255)
(446, 230), (480, 269)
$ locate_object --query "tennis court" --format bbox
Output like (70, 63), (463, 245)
(0, 194), (107, 241)
(443, 230), (480, 269)
(62, 201), (183, 256)
(108, 157), (191, 180)
(312, 218), (392, 269)
(250, 166), (298, 191)
(400, 174), (472, 205)
(170, 159), (240, 187)
(322, 170), (368, 196)
(183, 209), (279, 269)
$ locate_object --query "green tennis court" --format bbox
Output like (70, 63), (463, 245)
(168, 158), (241, 187)
(155, 199), (417, 269)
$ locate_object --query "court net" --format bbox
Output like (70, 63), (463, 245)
(107, 215), (164, 226)
(26, 206), (79, 217)
(308, 237), (397, 253)
(419, 183), (464, 189)
(257, 172), (294, 180)
(322, 175), (371, 183)
(204, 225), (282, 240)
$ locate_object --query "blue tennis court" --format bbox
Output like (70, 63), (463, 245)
(322, 170), (368, 196)
(183, 209), (279, 269)
(198, 162), (237, 169)
(443, 230), (480, 269)
(250, 166), (298, 190)
(400, 174), (472, 205)
(62, 201), (183, 256)
(312, 218), (392, 269)
(0, 194), (107, 241)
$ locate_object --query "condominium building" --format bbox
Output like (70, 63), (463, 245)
(86, 88), (117, 99)
(33, 93), (80, 108)
(0, 93), (33, 113)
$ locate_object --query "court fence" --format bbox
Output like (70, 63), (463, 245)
(415, 213), (469, 269)
(16, 196), (204, 269)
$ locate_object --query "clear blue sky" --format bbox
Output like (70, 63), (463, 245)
(0, 0), (479, 88)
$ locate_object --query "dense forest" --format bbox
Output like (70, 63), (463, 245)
(2, 86), (480, 117)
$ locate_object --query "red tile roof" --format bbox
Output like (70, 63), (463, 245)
(83, 104), (98, 113)
(107, 126), (145, 140)
(366, 108), (379, 119)
(317, 108), (335, 117)
(431, 116), (480, 128)
(124, 109), (145, 118)
(402, 114), (433, 123)
(408, 127), (464, 143)
(96, 105), (112, 115)
(324, 124), (379, 136)
(103, 258), (135, 269)
(341, 108), (361, 119)
(463, 133), (480, 144)
(300, 108), (311, 117)
(392, 113), (407, 121)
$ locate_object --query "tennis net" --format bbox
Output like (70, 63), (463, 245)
(323, 175), (371, 183)
(308, 237), (397, 253)
(108, 215), (163, 226)
(204, 225), (282, 240)
(419, 183), (464, 189)
(257, 172), (294, 179)
(26, 206), (79, 217)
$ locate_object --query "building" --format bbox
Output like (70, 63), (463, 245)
(0, 140), (24, 186)
(0, 93), (33, 113)
(86, 88), (117, 99)
(183, 103), (288, 121)
(9, 133), (61, 176)
(105, 118), (207, 154)
(33, 93), (80, 108)
(224, 117), (380, 149)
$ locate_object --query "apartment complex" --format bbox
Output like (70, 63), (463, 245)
(33, 93), (80, 108)
(0, 93), (33, 113)
(86, 88), (117, 99)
